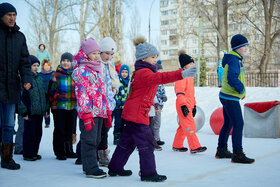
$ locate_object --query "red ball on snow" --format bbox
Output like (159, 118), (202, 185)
(210, 107), (232, 135)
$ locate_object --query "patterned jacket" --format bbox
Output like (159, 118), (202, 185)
(155, 84), (167, 110)
(49, 66), (77, 110)
(18, 73), (48, 116)
(72, 64), (108, 119)
(115, 78), (129, 109)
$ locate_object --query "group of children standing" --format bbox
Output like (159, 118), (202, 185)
(14, 33), (254, 182)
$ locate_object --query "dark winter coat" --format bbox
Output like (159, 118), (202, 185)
(121, 61), (183, 125)
(18, 73), (48, 116)
(0, 21), (32, 104)
(39, 70), (54, 93)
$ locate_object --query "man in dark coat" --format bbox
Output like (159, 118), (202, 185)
(0, 2), (32, 170)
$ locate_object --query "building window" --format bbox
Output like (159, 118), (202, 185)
(170, 29), (177, 34)
(169, 49), (177, 56)
(161, 30), (167, 35)
(161, 20), (169, 26)
(161, 10), (168, 16)
(171, 9), (177, 15)
(163, 50), (169, 55)
(193, 49), (197, 54)
(161, 40), (168, 45)
(160, 0), (169, 8)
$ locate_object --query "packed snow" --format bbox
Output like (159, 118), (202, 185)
(1, 86), (280, 187)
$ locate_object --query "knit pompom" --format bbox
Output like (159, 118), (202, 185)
(133, 36), (147, 46)
(178, 49), (186, 56)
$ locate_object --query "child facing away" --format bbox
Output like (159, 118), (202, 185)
(72, 37), (108, 178)
(18, 55), (48, 161)
(215, 34), (254, 164)
(98, 37), (120, 167)
(108, 37), (197, 182)
(39, 59), (54, 128)
(113, 64), (130, 145)
(48, 52), (77, 160)
(150, 60), (168, 147)
(172, 50), (207, 154)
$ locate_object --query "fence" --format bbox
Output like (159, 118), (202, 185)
(206, 71), (280, 87)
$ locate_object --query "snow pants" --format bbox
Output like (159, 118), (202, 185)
(108, 121), (157, 177)
(173, 105), (201, 150)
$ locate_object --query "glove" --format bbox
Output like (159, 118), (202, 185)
(181, 105), (189, 117)
(192, 105), (197, 117)
(104, 110), (113, 127)
(82, 113), (95, 131)
(162, 96), (167, 102)
(182, 67), (197, 78)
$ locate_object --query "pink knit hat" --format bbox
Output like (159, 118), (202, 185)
(81, 37), (100, 55)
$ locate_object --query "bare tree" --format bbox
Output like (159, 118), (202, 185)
(25, 0), (78, 66)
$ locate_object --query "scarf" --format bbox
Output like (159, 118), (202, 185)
(101, 59), (119, 89)
(41, 69), (53, 74)
(134, 60), (158, 73)
(78, 60), (102, 73)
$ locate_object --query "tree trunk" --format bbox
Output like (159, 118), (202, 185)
(217, 0), (228, 54)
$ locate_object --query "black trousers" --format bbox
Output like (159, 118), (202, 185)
(23, 115), (43, 157)
(97, 120), (110, 150)
(52, 109), (77, 156)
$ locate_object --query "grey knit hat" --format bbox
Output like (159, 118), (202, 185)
(135, 42), (159, 61)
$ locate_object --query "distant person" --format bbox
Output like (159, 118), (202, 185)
(217, 50), (227, 87)
(19, 55), (48, 161)
(35, 43), (51, 72)
(215, 34), (254, 164)
(172, 50), (207, 154)
(39, 59), (54, 128)
(108, 37), (197, 182)
(0, 2), (32, 170)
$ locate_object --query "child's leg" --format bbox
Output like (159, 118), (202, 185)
(80, 117), (103, 173)
(52, 109), (67, 157)
(14, 114), (24, 153)
(218, 98), (234, 149)
(64, 110), (77, 155)
(23, 116), (36, 157)
(130, 122), (157, 177)
(151, 112), (161, 141)
(34, 115), (43, 156)
(108, 122), (136, 172)
(222, 99), (244, 153)
(98, 122), (110, 150)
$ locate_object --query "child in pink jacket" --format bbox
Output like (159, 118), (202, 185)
(72, 38), (108, 179)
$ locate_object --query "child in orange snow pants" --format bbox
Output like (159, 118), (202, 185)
(172, 51), (207, 153)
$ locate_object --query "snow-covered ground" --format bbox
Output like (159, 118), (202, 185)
(1, 87), (280, 187)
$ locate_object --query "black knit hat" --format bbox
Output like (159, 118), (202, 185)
(0, 3), (17, 18)
(29, 55), (40, 66)
(60, 52), (73, 63)
(178, 50), (194, 68)
(231, 34), (249, 50)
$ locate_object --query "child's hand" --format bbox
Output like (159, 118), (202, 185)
(192, 105), (197, 117)
(45, 112), (50, 118)
(23, 115), (29, 120)
(82, 113), (95, 131)
(24, 83), (31, 90)
(112, 88), (117, 95)
(182, 67), (197, 78)
(181, 105), (189, 117)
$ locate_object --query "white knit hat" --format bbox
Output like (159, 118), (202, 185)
(100, 37), (117, 53)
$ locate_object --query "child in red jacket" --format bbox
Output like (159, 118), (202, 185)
(172, 50), (207, 154)
(108, 37), (197, 182)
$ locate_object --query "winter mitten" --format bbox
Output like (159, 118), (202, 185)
(104, 110), (113, 127)
(181, 105), (189, 117)
(82, 113), (95, 131)
(182, 67), (197, 78)
(192, 105), (197, 117)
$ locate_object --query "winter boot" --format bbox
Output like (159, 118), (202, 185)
(141, 174), (167, 182)
(75, 158), (82, 165)
(98, 149), (110, 167)
(215, 147), (233, 159)
(157, 140), (165, 146)
(231, 151), (255, 164)
(1, 143), (20, 170)
(154, 143), (162, 151)
(190, 146), (207, 154)
(172, 147), (188, 152)
(65, 142), (76, 158)
(86, 168), (107, 178)
(108, 169), (133, 176)
(113, 133), (120, 145)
